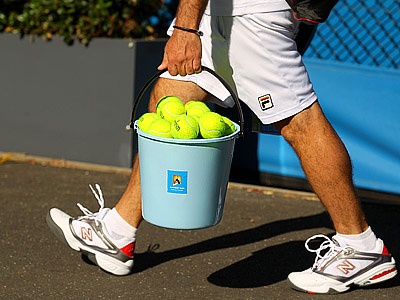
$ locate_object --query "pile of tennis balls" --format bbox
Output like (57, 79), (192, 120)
(137, 95), (236, 139)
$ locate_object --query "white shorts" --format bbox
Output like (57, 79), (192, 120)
(162, 10), (317, 124)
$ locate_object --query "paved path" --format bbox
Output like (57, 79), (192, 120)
(1, 157), (399, 299)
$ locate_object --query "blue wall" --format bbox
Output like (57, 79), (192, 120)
(257, 58), (400, 195)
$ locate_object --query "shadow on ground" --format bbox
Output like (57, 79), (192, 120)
(131, 202), (400, 290)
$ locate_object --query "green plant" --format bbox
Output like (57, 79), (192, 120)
(0, 0), (176, 45)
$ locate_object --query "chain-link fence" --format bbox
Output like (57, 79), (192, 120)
(305, 0), (400, 70)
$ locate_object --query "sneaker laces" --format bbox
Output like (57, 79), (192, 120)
(76, 184), (107, 224)
(305, 234), (346, 270)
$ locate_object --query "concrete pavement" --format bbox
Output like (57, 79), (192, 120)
(1, 154), (400, 299)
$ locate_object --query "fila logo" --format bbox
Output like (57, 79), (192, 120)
(258, 94), (274, 111)
(337, 260), (356, 274)
(81, 227), (93, 241)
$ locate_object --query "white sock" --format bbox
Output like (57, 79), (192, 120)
(335, 226), (380, 252)
(103, 208), (137, 243)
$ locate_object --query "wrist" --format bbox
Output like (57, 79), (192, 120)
(173, 25), (204, 37)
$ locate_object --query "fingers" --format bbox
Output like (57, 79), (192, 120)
(185, 64), (195, 76)
(158, 35), (202, 76)
(193, 57), (202, 74)
(158, 59), (202, 77)
(158, 56), (181, 76)
(176, 64), (202, 76)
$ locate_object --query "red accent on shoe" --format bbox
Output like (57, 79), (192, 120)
(120, 242), (135, 258)
(370, 268), (397, 281)
(382, 245), (390, 255)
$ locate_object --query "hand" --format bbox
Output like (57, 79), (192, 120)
(158, 30), (202, 76)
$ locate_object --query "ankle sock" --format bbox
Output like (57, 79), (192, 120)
(335, 226), (380, 252)
(103, 208), (137, 244)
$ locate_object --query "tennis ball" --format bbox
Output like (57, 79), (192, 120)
(222, 116), (236, 136)
(199, 112), (226, 139)
(159, 101), (185, 122)
(186, 102), (211, 120)
(137, 112), (160, 132)
(147, 119), (172, 138)
(156, 96), (182, 116)
(171, 115), (199, 139)
(184, 100), (202, 110)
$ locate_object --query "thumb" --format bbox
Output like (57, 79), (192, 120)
(157, 55), (168, 71)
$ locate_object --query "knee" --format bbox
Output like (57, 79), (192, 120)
(275, 118), (301, 146)
(274, 102), (326, 145)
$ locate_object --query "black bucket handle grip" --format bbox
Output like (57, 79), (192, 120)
(127, 66), (244, 137)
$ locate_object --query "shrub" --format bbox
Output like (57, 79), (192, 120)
(0, 0), (177, 45)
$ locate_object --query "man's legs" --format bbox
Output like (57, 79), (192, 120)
(119, 84), (368, 235)
(120, 82), (368, 234)
(47, 74), (396, 287)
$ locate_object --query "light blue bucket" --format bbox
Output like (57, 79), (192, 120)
(128, 67), (244, 229)
(135, 122), (240, 229)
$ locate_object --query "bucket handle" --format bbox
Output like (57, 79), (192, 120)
(127, 66), (244, 137)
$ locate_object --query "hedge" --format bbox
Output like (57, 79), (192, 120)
(0, 0), (177, 45)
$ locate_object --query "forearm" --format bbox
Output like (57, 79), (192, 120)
(174, 0), (209, 30)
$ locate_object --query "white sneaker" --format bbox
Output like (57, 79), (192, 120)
(46, 184), (135, 276)
(288, 234), (397, 294)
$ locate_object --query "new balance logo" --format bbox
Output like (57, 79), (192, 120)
(337, 260), (356, 274)
(81, 227), (93, 241)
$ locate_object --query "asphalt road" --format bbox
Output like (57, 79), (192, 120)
(1, 157), (400, 299)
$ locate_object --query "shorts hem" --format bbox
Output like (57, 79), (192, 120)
(256, 96), (318, 124)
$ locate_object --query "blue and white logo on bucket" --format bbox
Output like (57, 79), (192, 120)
(167, 170), (188, 194)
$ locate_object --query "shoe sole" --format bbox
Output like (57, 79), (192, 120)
(288, 260), (397, 294)
(46, 210), (133, 276)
